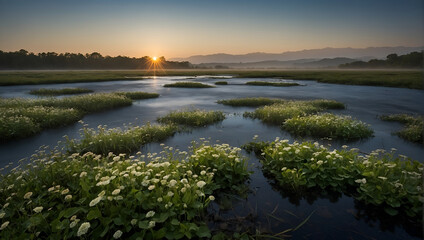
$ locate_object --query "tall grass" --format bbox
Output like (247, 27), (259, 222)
(163, 82), (215, 88)
(29, 88), (94, 96)
(244, 99), (345, 125)
(245, 81), (301, 87)
(0, 141), (250, 239)
(65, 123), (178, 154)
(283, 113), (374, 140)
(0, 92), (159, 142)
(157, 109), (225, 127)
(380, 114), (424, 144)
(1, 70), (421, 89)
(217, 97), (285, 107)
(115, 92), (159, 100)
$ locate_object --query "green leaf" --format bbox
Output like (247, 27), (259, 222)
(154, 212), (169, 223)
(113, 217), (124, 225)
(87, 208), (102, 220)
(196, 225), (211, 238)
(384, 207), (399, 216)
(171, 218), (180, 226)
(60, 207), (85, 219)
(138, 220), (149, 229)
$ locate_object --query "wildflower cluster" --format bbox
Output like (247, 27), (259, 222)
(157, 109), (225, 127)
(283, 113), (374, 140)
(0, 141), (250, 239)
(65, 122), (178, 155)
(243, 99), (345, 125)
(243, 138), (423, 217)
(380, 114), (424, 144)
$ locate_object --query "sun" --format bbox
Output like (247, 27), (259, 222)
(152, 56), (157, 61)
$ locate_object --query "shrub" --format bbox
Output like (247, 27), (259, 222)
(283, 113), (374, 140)
(0, 141), (250, 239)
(245, 81), (300, 87)
(217, 97), (284, 107)
(157, 109), (225, 127)
(29, 88), (94, 96)
(243, 139), (424, 217)
(65, 123), (178, 155)
(163, 82), (214, 88)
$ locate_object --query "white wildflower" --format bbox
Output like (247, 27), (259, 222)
(112, 189), (121, 195)
(89, 196), (102, 207)
(196, 181), (206, 188)
(0, 212), (5, 219)
(209, 195), (215, 201)
(148, 185), (155, 190)
(61, 189), (69, 195)
(65, 195), (73, 201)
(148, 221), (155, 228)
(146, 211), (155, 218)
(77, 222), (91, 237)
(113, 230), (123, 239)
(24, 192), (33, 199)
(0, 221), (9, 230)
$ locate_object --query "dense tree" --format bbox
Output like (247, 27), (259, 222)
(340, 51), (423, 69)
(0, 49), (192, 69)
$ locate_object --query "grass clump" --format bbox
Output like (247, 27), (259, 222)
(245, 81), (301, 87)
(157, 109), (225, 127)
(243, 138), (424, 217)
(29, 88), (93, 96)
(163, 82), (214, 88)
(283, 113), (374, 140)
(0, 92), (159, 142)
(115, 92), (159, 100)
(0, 141), (250, 239)
(214, 81), (228, 85)
(217, 97), (284, 107)
(244, 99), (345, 125)
(380, 114), (424, 144)
(65, 123), (178, 155)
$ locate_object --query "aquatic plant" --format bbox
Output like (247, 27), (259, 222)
(65, 123), (178, 155)
(243, 138), (424, 217)
(29, 88), (94, 96)
(283, 113), (373, 140)
(244, 99), (345, 125)
(245, 81), (301, 87)
(214, 81), (228, 85)
(217, 97), (285, 107)
(157, 109), (225, 127)
(163, 82), (215, 88)
(0, 92), (159, 142)
(380, 114), (424, 144)
(115, 92), (159, 100)
(0, 141), (250, 239)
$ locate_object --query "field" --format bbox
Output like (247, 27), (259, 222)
(0, 69), (422, 89)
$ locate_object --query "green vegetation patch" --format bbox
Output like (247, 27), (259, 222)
(65, 123), (178, 155)
(244, 99), (345, 125)
(245, 81), (301, 87)
(0, 141), (250, 239)
(29, 88), (94, 96)
(157, 109), (225, 127)
(380, 114), (424, 144)
(217, 97), (284, 107)
(115, 92), (159, 100)
(0, 92), (159, 142)
(214, 81), (228, 85)
(243, 139), (424, 217)
(283, 113), (374, 140)
(163, 82), (215, 88)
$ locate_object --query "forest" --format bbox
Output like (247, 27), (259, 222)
(340, 51), (423, 68)
(0, 49), (192, 69)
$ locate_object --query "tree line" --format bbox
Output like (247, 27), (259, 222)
(0, 49), (192, 69)
(339, 51), (423, 69)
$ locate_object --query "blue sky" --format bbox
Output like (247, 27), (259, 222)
(0, 0), (423, 58)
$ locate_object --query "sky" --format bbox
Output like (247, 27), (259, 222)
(0, 0), (423, 58)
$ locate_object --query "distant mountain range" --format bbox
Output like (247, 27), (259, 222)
(196, 58), (359, 69)
(171, 46), (424, 65)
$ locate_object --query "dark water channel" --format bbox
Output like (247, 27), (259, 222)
(1, 76), (423, 239)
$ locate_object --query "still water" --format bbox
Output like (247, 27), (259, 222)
(1, 76), (423, 239)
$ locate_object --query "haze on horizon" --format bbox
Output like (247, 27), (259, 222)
(0, 0), (423, 59)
